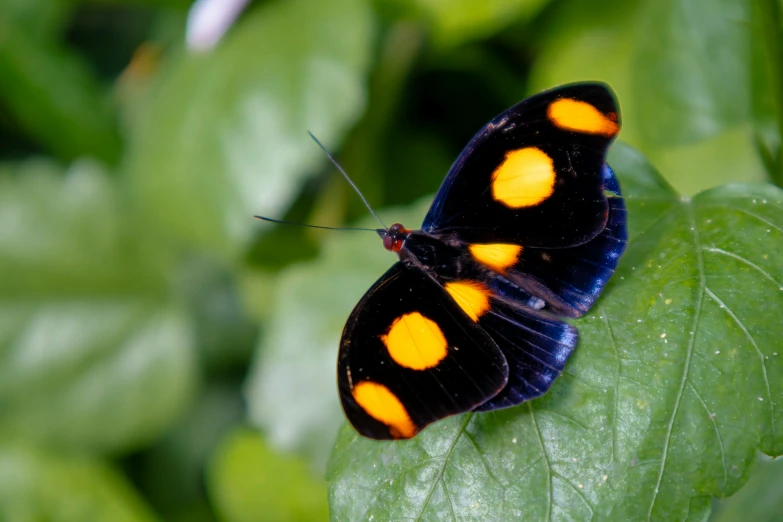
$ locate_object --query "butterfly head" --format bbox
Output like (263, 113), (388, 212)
(379, 223), (410, 253)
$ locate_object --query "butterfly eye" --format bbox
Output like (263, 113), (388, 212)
(383, 235), (394, 250)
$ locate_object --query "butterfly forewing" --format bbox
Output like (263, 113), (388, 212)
(486, 164), (628, 318)
(338, 263), (509, 440)
(422, 82), (620, 248)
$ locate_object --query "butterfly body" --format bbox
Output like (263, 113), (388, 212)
(379, 225), (551, 313)
(338, 83), (627, 440)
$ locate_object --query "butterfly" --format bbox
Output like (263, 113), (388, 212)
(338, 82), (627, 440)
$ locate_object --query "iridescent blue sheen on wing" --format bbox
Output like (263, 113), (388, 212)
(497, 163), (628, 318)
(602, 162), (623, 195)
(474, 301), (577, 411)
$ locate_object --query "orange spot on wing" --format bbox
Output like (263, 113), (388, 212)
(352, 381), (417, 439)
(445, 281), (491, 321)
(381, 312), (448, 370)
(547, 98), (619, 137)
(491, 147), (556, 208)
(469, 243), (523, 272)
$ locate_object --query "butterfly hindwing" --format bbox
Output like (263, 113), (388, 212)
(338, 263), (509, 440)
(420, 267), (580, 413)
(473, 299), (577, 411)
(422, 82), (620, 249)
(419, 262), (579, 412)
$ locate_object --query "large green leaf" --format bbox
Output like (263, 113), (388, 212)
(632, 0), (751, 147)
(0, 161), (196, 454)
(0, 441), (158, 522)
(126, 0), (373, 258)
(326, 143), (783, 520)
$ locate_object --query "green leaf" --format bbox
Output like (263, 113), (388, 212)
(528, 0), (768, 195)
(710, 456), (783, 522)
(245, 199), (431, 470)
(327, 142), (783, 520)
(0, 0), (70, 38)
(632, 0), (751, 147)
(646, 125), (769, 197)
(0, 160), (168, 293)
(206, 428), (328, 522)
(0, 5), (121, 163)
(126, 0), (373, 258)
(0, 161), (197, 454)
(392, 0), (552, 48)
(751, 0), (783, 186)
(0, 441), (158, 522)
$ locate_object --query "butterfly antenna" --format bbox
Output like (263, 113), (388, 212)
(253, 215), (379, 232)
(307, 131), (387, 230)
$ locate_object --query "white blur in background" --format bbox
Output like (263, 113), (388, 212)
(186, 0), (250, 51)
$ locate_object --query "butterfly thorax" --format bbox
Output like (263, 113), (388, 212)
(383, 225), (563, 315)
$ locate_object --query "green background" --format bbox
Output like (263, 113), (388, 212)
(0, 0), (781, 520)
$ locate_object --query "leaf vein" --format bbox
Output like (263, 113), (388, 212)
(552, 471), (595, 518)
(602, 314), (621, 466)
(627, 204), (678, 243)
(731, 206), (783, 235)
(528, 403), (552, 522)
(414, 414), (472, 522)
(686, 380), (728, 488)
(647, 204), (705, 520)
(703, 247), (783, 291)
(463, 429), (507, 489)
(705, 287), (776, 450)
(535, 409), (590, 431)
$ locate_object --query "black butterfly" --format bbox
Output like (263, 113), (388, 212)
(337, 83), (627, 439)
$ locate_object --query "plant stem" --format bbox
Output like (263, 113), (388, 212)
(756, 0), (783, 187)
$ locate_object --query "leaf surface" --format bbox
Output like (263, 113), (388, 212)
(0, 441), (158, 522)
(0, 161), (196, 453)
(396, 0), (552, 47)
(126, 0), (373, 258)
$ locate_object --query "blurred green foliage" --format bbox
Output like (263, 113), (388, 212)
(0, 0), (781, 521)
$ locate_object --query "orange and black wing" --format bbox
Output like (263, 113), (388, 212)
(418, 273), (580, 413)
(422, 82), (620, 249)
(338, 263), (508, 440)
(470, 164), (628, 318)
